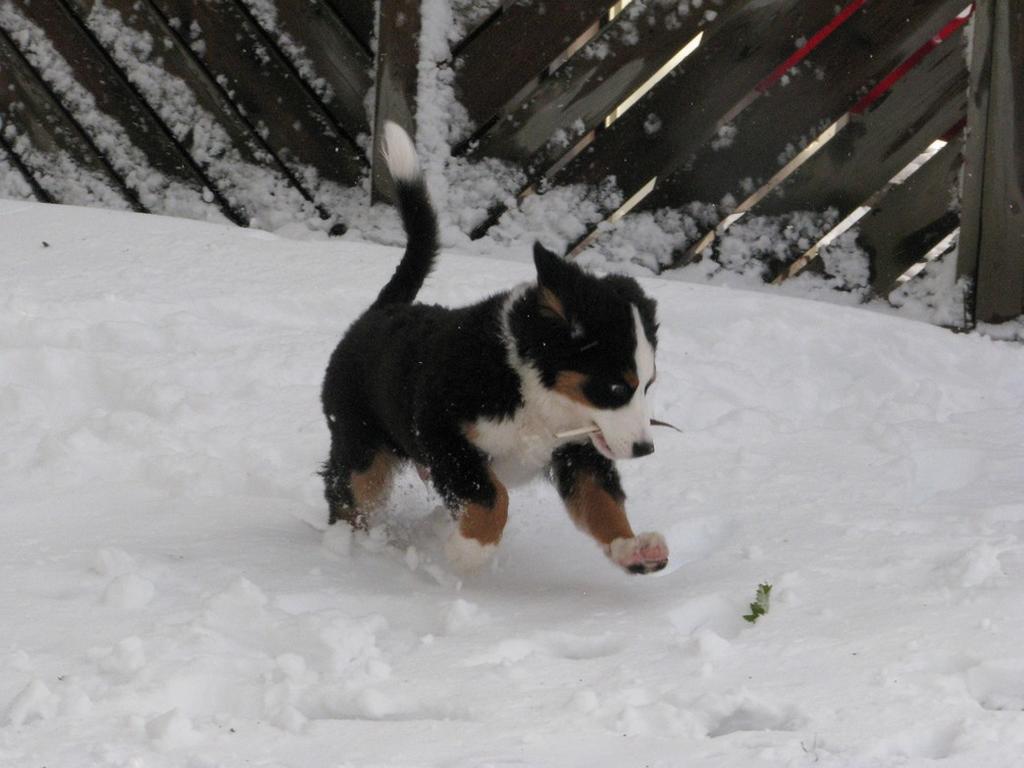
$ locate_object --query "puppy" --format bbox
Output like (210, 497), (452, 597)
(321, 123), (668, 574)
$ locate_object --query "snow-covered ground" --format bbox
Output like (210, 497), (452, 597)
(2, 200), (1023, 767)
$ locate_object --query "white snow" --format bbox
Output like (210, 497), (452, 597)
(0, 147), (35, 201)
(711, 122), (737, 151)
(448, 0), (502, 44)
(0, 3), (221, 222)
(0, 124), (128, 212)
(238, 0), (335, 103)
(81, 0), (338, 231)
(2, 201), (1024, 766)
(889, 241), (973, 329)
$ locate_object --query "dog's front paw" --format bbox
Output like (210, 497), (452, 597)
(608, 533), (668, 574)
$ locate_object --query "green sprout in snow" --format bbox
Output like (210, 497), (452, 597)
(743, 583), (772, 624)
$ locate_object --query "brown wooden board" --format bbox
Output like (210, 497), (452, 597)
(2, 0), (227, 219)
(454, 0), (611, 130)
(324, 0), (375, 55)
(959, 0), (1024, 324)
(234, 0), (372, 146)
(468, 0), (842, 239)
(149, 0), (364, 185)
(469, 0), (709, 175)
(0, 27), (134, 209)
(372, 0), (421, 203)
(67, 0), (328, 226)
(552, 0), (846, 198)
(958, 0), (991, 304)
(642, 0), (968, 212)
(855, 139), (962, 293)
(757, 26), (967, 217)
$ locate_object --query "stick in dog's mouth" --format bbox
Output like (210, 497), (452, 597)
(554, 419), (683, 439)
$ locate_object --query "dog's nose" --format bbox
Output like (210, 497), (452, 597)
(632, 441), (655, 458)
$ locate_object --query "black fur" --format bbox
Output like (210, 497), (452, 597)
(320, 158), (660, 537)
(372, 178), (438, 308)
(511, 244), (658, 404)
(322, 296), (521, 513)
(550, 442), (625, 503)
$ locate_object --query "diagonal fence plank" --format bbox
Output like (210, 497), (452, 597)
(640, 0), (968, 213)
(554, 0), (848, 202)
(468, 0), (711, 177)
(66, 0), (329, 228)
(2, 0), (229, 220)
(856, 139), (962, 293)
(0, 24), (135, 210)
(234, 0), (372, 150)
(756, 26), (967, 218)
(454, 0), (612, 132)
(468, 0), (844, 239)
(324, 0), (374, 56)
(149, 0), (364, 186)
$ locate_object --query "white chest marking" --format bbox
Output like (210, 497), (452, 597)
(471, 407), (572, 487)
(469, 287), (590, 486)
(471, 364), (590, 486)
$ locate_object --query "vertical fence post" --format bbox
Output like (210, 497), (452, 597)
(371, 0), (421, 203)
(958, 0), (1024, 325)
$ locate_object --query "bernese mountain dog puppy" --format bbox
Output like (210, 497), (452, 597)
(321, 123), (668, 574)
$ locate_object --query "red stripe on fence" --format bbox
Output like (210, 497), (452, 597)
(850, 6), (974, 114)
(756, 0), (868, 93)
(941, 116), (968, 142)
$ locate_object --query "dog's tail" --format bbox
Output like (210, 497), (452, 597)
(372, 122), (439, 308)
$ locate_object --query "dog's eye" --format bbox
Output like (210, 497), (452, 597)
(585, 378), (636, 408)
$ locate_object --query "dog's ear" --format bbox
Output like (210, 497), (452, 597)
(537, 285), (567, 322)
(533, 241), (579, 292)
(533, 242), (575, 322)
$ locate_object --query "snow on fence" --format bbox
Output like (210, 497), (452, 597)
(0, 0), (1020, 325)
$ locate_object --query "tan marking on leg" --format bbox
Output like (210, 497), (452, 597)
(553, 370), (592, 406)
(565, 474), (635, 552)
(458, 473), (509, 546)
(336, 450), (399, 528)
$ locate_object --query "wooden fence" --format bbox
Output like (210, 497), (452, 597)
(0, 0), (1020, 325)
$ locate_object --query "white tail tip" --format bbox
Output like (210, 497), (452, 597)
(382, 121), (420, 182)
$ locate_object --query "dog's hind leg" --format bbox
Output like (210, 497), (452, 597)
(550, 443), (668, 574)
(321, 425), (398, 529)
